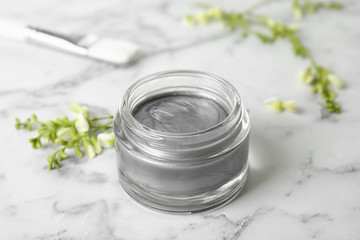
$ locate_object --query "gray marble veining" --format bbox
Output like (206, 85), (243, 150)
(1, 0), (360, 239)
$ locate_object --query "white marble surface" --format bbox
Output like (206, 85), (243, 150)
(1, 0), (360, 239)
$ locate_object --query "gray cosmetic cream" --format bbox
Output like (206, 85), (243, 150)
(133, 94), (228, 133)
(114, 70), (250, 213)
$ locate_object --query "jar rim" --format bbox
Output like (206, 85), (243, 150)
(118, 69), (243, 137)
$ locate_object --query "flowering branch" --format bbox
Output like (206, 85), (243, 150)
(15, 103), (114, 170)
(184, 0), (343, 114)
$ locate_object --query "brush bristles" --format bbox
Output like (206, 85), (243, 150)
(87, 38), (141, 65)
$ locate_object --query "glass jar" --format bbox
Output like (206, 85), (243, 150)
(114, 70), (250, 213)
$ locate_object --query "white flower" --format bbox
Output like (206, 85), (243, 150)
(208, 7), (223, 19)
(97, 132), (115, 148)
(292, 1), (303, 20)
(293, 8), (302, 20)
(264, 17), (276, 27)
(265, 98), (298, 113)
(85, 144), (96, 158)
(196, 11), (210, 25)
(327, 74), (343, 88)
(265, 97), (284, 113)
(69, 103), (82, 114)
(80, 106), (89, 119)
(90, 136), (102, 154)
(70, 103), (90, 133)
(182, 15), (197, 26)
(56, 127), (72, 141)
(83, 137), (96, 158)
(283, 100), (298, 112)
(75, 112), (89, 133)
(297, 69), (314, 85)
(69, 103), (89, 118)
(297, 70), (306, 82)
(288, 24), (299, 32)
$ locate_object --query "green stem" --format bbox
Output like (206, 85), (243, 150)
(90, 116), (114, 121)
(244, 0), (291, 13)
(307, 53), (317, 68)
(89, 120), (113, 130)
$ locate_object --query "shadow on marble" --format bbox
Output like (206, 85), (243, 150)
(234, 126), (284, 199)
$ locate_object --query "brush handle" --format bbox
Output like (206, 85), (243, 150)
(24, 26), (87, 55)
(0, 19), (142, 65)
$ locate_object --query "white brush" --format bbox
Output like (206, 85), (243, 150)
(0, 19), (142, 65)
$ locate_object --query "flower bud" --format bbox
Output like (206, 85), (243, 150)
(83, 137), (96, 158)
(208, 7), (222, 19)
(97, 132), (115, 148)
(264, 17), (275, 27)
(86, 145), (96, 158)
(90, 136), (102, 154)
(54, 160), (61, 169)
(56, 127), (72, 141)
(283, 100), (298, 112)
(44, 120), (53, 127)
(60, 115), (69, 122)
(327, 74), (343, 88)
(15, 118), (21, 129)
(196, 11), (210, 25)
(44, 134), (51, 144)
(297, 69), (314, 85)
(74, 143), (84, 158)
(265, 97), (284, 113)
(55, 139), (68, 145)
(58, 150), (68, 161)
(183, 15), (197, 26)
(52, 118), (65, 125)
(81, 106), (89, 119)
(292, 0), (303, 19)
(75, 112), (89, 133)
(69, 103), (82, 114)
